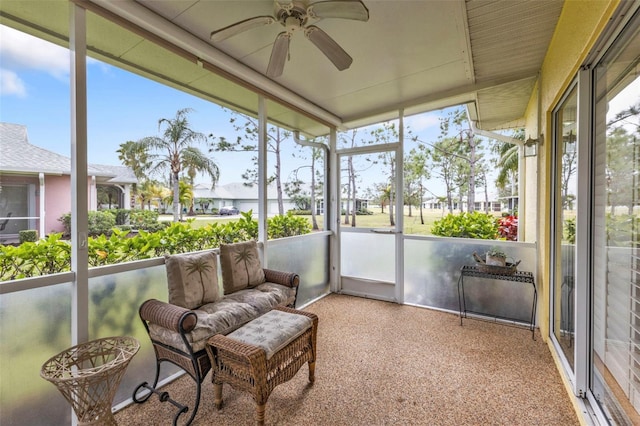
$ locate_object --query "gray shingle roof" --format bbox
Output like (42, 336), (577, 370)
(193, 182), (288, 200)
(1, 122), (72, 174)
(0, 122), (137, 183)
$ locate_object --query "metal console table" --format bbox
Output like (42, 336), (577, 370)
(457, 265), (537, 339)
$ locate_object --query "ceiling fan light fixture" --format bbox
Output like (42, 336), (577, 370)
(305, 25), (352, 71)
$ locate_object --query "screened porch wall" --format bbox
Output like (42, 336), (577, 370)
(0, 232), (332, 426)
(404, 236), (537, 323)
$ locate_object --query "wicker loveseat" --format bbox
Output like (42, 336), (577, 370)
(133, 241), (299, 425)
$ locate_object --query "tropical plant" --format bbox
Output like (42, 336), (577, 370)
(497, 215), (518, 241)
(493, 128), (523, 191)
(130, 108), (220, 222)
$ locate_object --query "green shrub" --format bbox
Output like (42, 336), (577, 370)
(3, 211), (312, 280)
(88, 211), (116, 236)
(267, 212), (312, 239)
(129, 209), (160, 228)
(564, 218), (576, 244)
(289, 209), (312, 215)
(19, 230), (38, 243)
(0, 233), (71, 280)
(59, 211), (117, 237)
(111, 209), (129, 225)
(356, 208), (373, 215)
(431, 211), (499, 239)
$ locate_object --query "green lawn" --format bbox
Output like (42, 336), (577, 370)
(170, 208), (482, 236)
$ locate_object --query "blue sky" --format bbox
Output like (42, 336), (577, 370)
(0, 24), (498, 195)
(0, 25), (260, 185)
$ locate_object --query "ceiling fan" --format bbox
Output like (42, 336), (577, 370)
(210, 0), (369, 78)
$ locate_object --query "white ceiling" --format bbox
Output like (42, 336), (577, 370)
(0, 0), (564, 135)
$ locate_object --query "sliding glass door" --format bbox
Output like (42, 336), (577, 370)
(590, 10), (640, 423)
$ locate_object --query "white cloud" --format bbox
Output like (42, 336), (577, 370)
(608, 76), (640, 117)
(0, 69), (27, 97)
(405, 114), (440, 132)
(0, 25), (70, 79)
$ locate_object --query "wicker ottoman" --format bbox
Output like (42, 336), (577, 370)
(206, 306), (318, 425)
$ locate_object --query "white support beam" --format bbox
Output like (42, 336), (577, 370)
(258, 96), (268, 264)
(395, 110), (405, 304)
(329, 128), (339, 293)
(575, 67), (592, 397)
(70, 3), (89, 346)
(38, 172), (45, 239)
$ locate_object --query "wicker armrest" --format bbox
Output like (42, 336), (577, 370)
(139, 299), (197, 334)
(263, 269), (300, 288)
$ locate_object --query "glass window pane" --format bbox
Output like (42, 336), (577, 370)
(552, 86), (578, 371)
(0, 283), (72, 425)
(591, 9), (640, 423)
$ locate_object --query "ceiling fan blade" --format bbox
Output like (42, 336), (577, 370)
(307, 0), (369, 21)
(266, 32), (291, 78)
(305, 25), (352, 71)
(210, 16), (275, 43)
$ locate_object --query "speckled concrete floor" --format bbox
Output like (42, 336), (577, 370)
(116, 294), (579, 425)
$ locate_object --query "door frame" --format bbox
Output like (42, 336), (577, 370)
(333, 117), (405, 303)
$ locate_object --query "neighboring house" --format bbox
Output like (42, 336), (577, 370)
(192, 182), (296, 215)
(313, 198), (367, 215)
(423, 193), (506, 212)
(0, 122), (137, 241)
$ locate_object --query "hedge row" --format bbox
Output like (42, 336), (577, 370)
(0, 212), (310, 281)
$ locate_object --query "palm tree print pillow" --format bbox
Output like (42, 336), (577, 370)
(165, 250), (220, 309)
(220, 241), (266, 294)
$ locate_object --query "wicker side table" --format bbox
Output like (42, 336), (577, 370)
(206, 307), (318, 426)
(40, 336), (139, 426)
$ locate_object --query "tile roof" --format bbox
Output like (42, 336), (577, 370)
(0, 122), (136, 183)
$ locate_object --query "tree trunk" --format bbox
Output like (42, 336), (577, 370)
(389, 161), (395, 226)
(419, 183), (424, 225)
(484, 172), (490, 213)
(172, 172), (180, 222)
(468, 133), (477, 212)
(350, 160), (357, 227)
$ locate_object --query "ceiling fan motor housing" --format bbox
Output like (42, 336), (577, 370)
(276, 2), (309, 32)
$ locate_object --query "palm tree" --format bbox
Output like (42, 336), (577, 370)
(233, 246), (256, 284)
(136, 108), (220, 222)
(185, 257), (213, 296)
(145, 181), (168, 211)
(494, 129), (524, 191)
(117, 140), (152, 181)
(162, 180), (193, 221)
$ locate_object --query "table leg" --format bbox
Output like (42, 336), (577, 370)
(256, 403), (266, 426)
(308, 361), (316, 383)
(213, 382), (223, 409)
